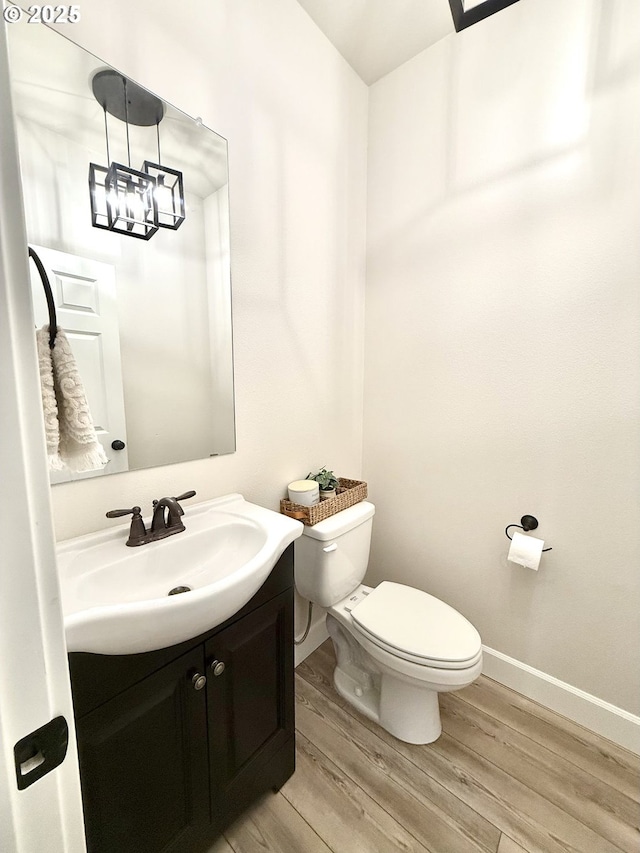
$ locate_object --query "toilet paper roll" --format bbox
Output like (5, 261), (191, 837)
(507, 531), (544, 571)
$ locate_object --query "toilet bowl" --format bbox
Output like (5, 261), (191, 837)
(294, 501), (482, 744)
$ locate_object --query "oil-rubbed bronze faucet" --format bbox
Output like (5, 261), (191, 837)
(151, 495), (186, 535)
(106, 490), (196, 546)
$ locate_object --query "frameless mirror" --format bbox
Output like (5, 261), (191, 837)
(7, 23), (235, 483)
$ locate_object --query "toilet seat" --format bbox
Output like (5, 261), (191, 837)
(350, 581), (482, 670)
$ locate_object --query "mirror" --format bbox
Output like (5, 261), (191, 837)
(7, 23), (235, 482)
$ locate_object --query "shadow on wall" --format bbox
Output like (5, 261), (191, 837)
(370, 0), (638, 262)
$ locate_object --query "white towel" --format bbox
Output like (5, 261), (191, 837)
(36, 325), (64, 470)
(36, 325), (108, 473)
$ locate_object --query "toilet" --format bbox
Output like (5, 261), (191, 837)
(294, 501), (482, 744)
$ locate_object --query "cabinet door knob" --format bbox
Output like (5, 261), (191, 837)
(210, 660), (225, 677)
(191, 673), (207, 691)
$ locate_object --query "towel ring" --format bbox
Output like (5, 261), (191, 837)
(28, 247), (57, 349)
(505, 515), (552, 552)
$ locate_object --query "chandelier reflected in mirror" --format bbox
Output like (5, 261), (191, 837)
(88, 71), (185, 240)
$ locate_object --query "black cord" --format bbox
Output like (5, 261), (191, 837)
(28, 247), (57, 349)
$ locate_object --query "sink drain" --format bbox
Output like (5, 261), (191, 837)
(168, 585), (192, 596)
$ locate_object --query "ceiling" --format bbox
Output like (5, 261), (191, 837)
(295, 0), (455, 85)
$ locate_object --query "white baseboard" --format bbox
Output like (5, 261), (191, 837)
(482, 646), (640, 756)
(294, 613), (329, 668)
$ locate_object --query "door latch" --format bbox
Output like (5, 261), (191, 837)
(14, 716), (69, 790)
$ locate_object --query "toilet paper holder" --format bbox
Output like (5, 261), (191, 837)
(505, 515), (552, 551)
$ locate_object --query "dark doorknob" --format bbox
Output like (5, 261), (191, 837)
(111, 440), (126, 451)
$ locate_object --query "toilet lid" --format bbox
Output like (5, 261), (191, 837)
(350, 581), (481, 668)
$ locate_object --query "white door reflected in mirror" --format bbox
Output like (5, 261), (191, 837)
(30, 246), (128, 482)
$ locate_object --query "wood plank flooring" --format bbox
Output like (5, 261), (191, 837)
(210, 640), (640, 853)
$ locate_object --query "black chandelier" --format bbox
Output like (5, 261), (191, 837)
(89, 71), (185, 240)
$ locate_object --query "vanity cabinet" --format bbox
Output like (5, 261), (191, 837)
(69, 546), (295, 853)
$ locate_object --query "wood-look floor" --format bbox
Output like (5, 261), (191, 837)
(210, 640), (640, 853)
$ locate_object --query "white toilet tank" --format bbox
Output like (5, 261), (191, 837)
(294, 501), (375, 607)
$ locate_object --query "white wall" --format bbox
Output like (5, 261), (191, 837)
(364, 0), (640, 714)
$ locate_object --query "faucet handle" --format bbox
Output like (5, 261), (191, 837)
(174, 490), (196, 502)
(106, 506), (142, 519)
(106, 506), (148, 547)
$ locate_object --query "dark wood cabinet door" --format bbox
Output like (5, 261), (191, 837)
(205, 589), (295, 826)
(75, 648), (210, 853)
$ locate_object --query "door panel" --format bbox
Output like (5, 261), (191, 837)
(205, 590), (294, 822)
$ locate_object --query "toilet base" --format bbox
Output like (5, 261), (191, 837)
(333, 666), (442, 744)
(380, 673), (442, 744)
(327, 614), (443, 744)
(333, 667), (380, 724)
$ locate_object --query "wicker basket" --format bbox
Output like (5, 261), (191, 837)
(280, 477), (367, 526)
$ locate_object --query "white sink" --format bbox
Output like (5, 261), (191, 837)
(56, 493), (303, 655)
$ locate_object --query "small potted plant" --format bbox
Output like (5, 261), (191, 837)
(306, 467), (339, 500)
